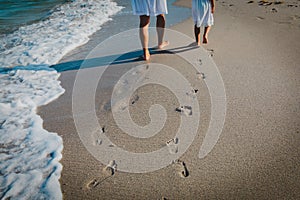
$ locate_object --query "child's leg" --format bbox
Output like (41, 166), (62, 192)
(194, 24), (201, 46)
(139, 15), (150, 60)
(203, 26), (211, 44)
(156, 14), (169, 49)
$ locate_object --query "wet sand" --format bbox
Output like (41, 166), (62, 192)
(39, 0), (300, 199)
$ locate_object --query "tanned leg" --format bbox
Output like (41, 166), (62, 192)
(203, 26), (211, 44)
(156, 14), (169, 49)
(139, 15), (150, 60)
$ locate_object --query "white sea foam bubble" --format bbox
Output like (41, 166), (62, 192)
(0, 0), (123, 67)
(0, 0), (123, 199)
(0, 68), (65, 199)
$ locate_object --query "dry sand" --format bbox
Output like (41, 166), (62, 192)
(39, 0), (300, 199)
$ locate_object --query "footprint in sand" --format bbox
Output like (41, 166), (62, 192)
(207, 49), (214, 57)
(92, 126), (105, 146)
(258, 1), (272, 6)
(131, 94), (139, 105)
(198, 59), (202, 65)
(287, 4), (298, 8)
(274, 1), (284, 5)
(256, 16), (265, 20)
(197, 72), (206, 80)
(86, 160), (117, 190)
(271, 7), (278, 13)
(103, 160), (117, 176)
(186, 88), (198, 99)
(220, 1), (234, 7)
(94, 139), (102, 146)
(173, 160), (189, 178)
(86, 178), (100, 189)
(175, 106), (192, 116)
(166, 137), (179, 154)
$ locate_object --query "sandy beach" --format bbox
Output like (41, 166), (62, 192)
(38, 0), (300, 199)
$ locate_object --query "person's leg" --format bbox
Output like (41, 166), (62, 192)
(139, 15), (150, 60)
(203, 26), (211, 44)
(194, 24), (201, 46)
(156, 14), (169, 49)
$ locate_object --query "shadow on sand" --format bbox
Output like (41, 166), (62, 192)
(0, 43), (198, 74)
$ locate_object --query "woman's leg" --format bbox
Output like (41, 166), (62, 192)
(156, 14), (169, 49)
(203, 26), (211, 44)
(194, 24), (201, 46)
(139, 15), (150, 60)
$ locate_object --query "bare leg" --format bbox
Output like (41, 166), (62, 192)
(139, 15), (150, 60)
(156, 14), (169, 49)
(203, 26), (211, 44)
(194, 24), (201, 46)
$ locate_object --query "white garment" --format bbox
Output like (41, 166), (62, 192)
(131, 0), (168, 16)
(192, 0), (214, 27)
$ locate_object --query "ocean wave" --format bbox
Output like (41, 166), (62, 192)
(0, 0), (123, 199)
(0, 0), (123, 67)
(0, 67), (65, 199)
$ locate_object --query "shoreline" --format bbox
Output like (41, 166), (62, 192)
(39, 0), (300, 199)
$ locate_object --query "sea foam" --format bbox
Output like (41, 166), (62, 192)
(0, 0), (123, 199)
(0, 68), (64, 199)
(0, 0), (123, 67)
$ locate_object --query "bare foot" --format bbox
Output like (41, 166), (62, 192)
(143, 49), (150, 61)
(203, 36), (208, 44)
(158, 41), (169, 49)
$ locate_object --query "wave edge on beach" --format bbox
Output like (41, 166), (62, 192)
(0, 0), (123, 199)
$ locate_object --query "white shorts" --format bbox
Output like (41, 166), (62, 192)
(131, 0), (168, 16)
(192, 0), (214, 27)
